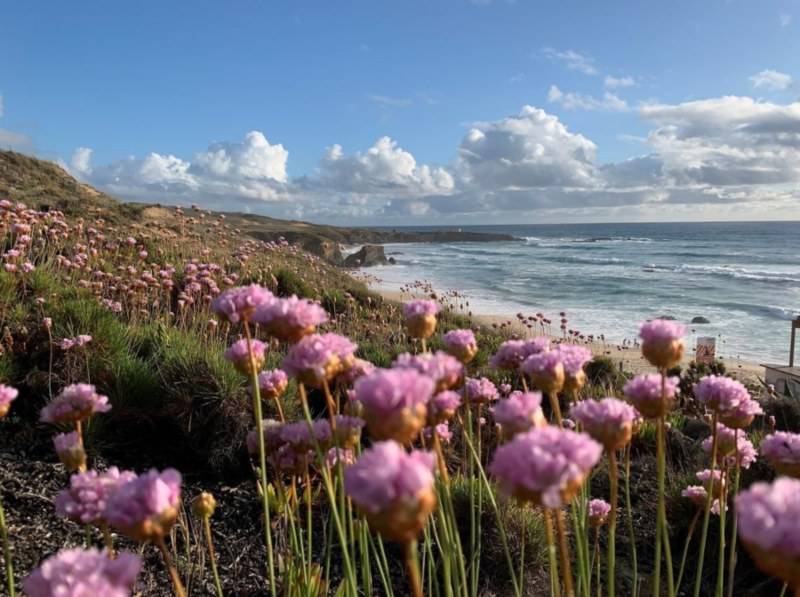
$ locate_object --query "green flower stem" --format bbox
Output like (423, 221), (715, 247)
(0, 496), (15, 597)
(725, 443), (742, 597)
(202, 516), (224, 597)
(715, 468), (728, 597)
(404, 539), (424, 597)
(676, 509), (701, 593)
(607, 450), (619, 597)
(555, 508), (575, 597)
(624, 445), (639, 597)
(655, 415), (675, 597)
(243, 323), (277, 597)
(155, 536), (187, 597)
(693, 412), (719, 597)
(544, 509), (561, 597)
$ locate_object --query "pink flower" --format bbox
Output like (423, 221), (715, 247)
(556, 344), (593, 377)
(56, 467), (137, 525)
(353, 368), (434, 444)
(588, 498), (611, 527)
(40, 383), (111, 424)
(0, 384), (18, 418)
(256, 369), (289, 399)
(344, 441), (436, 541)
(622, 374), (679, 419)
(224, 338), (267, 375)
(104, 468), (182, 542)
(521, 351), (565, 393)
(639, 319), (686, 368)
(718, 396), (763, 429)
(22, 548), (141, 597)
(402, 300), (439, 318)
(639, 319), (687, 344)
(282, 333), (356, 388)
(393, 352), (463, 392)
(338, 358), (376, 385)
(211, 284), (275, 324)
(326, 447), (355, 467)
(760, 432), (800, 477)
(694, 375), (750, 413)
(492, 391), (545, 439)
(428, 390), (462, 424)
(570, 398), (638, 450)
(488, 427), (602, 507)
(463, 376), (499, 404)
(423, 422), (453, 443)
(253, 295), (328, 342)
(443, 329), (478, 363)
(489, 337), (550, 370)
(53, 432), (86, 472)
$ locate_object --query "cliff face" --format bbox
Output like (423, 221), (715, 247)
(0, 150), (518, 265)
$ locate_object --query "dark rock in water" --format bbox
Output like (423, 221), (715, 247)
(388, 257), (396, 264)
(692, 316), (711, 324)
(344, 245), (389, 268)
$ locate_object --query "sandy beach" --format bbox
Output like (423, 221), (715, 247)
(375, 287), (765, 384)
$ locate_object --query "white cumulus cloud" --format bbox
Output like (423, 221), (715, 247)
(749, 69), (793, 91)
(541, 47), (598, 75)
(548, 85), (629, 111)
(604, 75), (636, 88)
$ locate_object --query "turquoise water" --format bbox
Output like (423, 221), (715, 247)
(367, 221), (800, 363)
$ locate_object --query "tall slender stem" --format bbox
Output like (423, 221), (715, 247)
(555, 508), (575, 597)
(548, 391), (564, 427)
(101, 523), (115, 558)
(156, 536), (187, 597)
(0, 496), (15, 597)
(202, 517), (224, 597)
(544, 509), (561, 597)
(715, 467), (728, 597)
(676, 509), (701, 593)
(607, 450), (619, 597)
(693, 412), (719, 597)
(624, 445), (639, 597)
(725, 439), (742, 597)
(243, 323), (277, 597)
(405, 540), (424, 597)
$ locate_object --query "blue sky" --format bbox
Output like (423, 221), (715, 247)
(1, 1), (799, 224)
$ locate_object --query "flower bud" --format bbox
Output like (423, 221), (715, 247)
(192, 492), (217, 519)
(54, 432), (87, 472)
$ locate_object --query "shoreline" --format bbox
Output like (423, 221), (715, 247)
(374, 286), (765, 384)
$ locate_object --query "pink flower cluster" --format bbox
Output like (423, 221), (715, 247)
(555, 344), (593, 377)
(622, 374), (679, 419)
(489, 337), (550, 370)
(639, 319), (687, 344)
(59, 335), (93, 350)
(353, 368), (434, 417)
(393, 352), (463, 392)
(442, 329), (476, 353)
(492, 392), (544, 438)
(211, 284), (275, 324)
(23, 548), (142, 597)
(344, 441), (435, 514)
(282, 333), (357, 385)
(463, 376), (499, 404)
(253, 295), (328, 340)
(570, 397), (638, 449)
(693, 375), (749, 412)
(489, 427), (602, 507)
(104, 468), (182, 538)
(256, 369), (289, 397)
(40, 383), (111, 424)
(402, 299), (439, 318)
(0, 384), (18, 416)
(736, 477), (800, 557)
(56, 467), (137, 525)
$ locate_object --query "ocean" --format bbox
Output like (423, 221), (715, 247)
(364, 221), (800, 364)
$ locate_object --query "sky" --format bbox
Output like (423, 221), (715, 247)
(1, 0), (799, 225)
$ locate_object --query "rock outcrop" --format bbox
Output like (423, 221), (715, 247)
(691, 316), (711, 324)
(344, 245), (389, 268)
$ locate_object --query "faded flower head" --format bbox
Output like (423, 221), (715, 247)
(56, 467), (137, 526)
(492, 391), (546, 440)
(104, 468), (182, 542)
(622, 374), (679, 419)
(354, 368), (434, 444)
(22, 548), (142, 597)
(344, 441), (436, 542)
(488, 427), (602, 508)
(41, 383), (111, 424)
(570, 397), (638, 450)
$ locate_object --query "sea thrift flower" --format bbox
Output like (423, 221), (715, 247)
(393, 351), (463, 392)
(344, 441), (437, 542)
(56, 467), (137, 525)
(403, 299), (439, 339)
(224, 338), (267, 375)
(253, 295), (328, 342)
(639, 319), (686, 368)
(211, 284), (275, 324)
(726, 436), (757, 470)
(326, 447), (355, 467)
(338, 358), (376, 385)
(736, 477), (800, 589)
(696, 469), (725, 499)
(556, 344), (593, 392)
(53, 432), (87, 472)
(718, 395), (763, 429)
(246, 419), (285, 456)
(427, 390), (462, 425)
(463, 376), (500, 404)
(281, 420), (332, 451)
(521, 351), (565, 394)
(488, 427), (602, 508)
(682, 485), (709, 508)
(570, 397), (637, 451)
(443, 329), (478, 363)
(701, 423), (738, 457)
(694, 375), (750, 413)
(192, 492), (217, 519)
(256, 369), (289, 400)
(0, 384), (18, 418)
(22, 548), (141, 597)
(492, 391), (546, 439)
(40, 383), (111, 424)
(333, 415), (365, 448)
(760, 432), (800, 478)
(489, 337), (550, 371)
(283, 333), (356, 388)
(423, 422), (453, 443)
(104, 468), (182, 542)
(353, 368), (434, 444)
(588, 498), (611, 527)
(622, 374), (679, 419)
